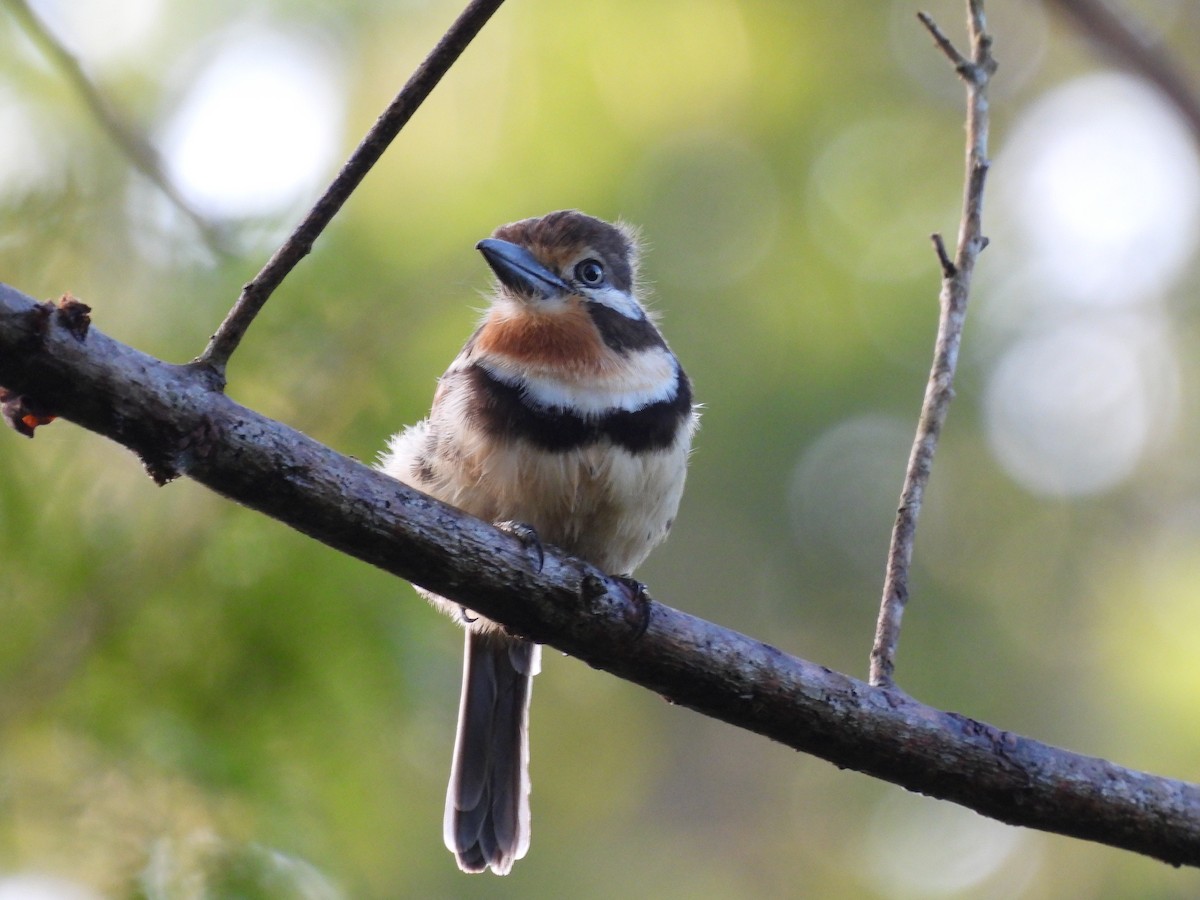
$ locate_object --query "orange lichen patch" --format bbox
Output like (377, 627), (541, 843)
(21, 413), (56, 432)
(0, 388), (57, 437)
(475, 301), (614, 374)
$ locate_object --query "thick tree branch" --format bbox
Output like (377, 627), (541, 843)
(870, 4), (995, 689)
(3, 283), (1200, 867)
(196, 0), (508, 381)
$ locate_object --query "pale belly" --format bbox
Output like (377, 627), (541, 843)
(445, 438), (688, 575)
(381, 420), (689, 576)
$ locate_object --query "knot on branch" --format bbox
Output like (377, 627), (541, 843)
(0, 295), (91, 436)
(580, 572), (609, 608)
(141, 454), (181, 487)
(578, 572), (654, 638)
(56, 294), (92, 342)
(956, 54), (997, 87)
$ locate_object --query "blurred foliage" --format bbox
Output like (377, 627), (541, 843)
(3, 0), (1200, 897)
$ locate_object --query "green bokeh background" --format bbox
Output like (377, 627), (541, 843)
(3, 0), (1200, 897)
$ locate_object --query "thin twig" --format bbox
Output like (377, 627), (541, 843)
(930, 232), (956, 278)
(916, 11), (968, 70)
(870, 1), (996, 689)
(2, 0), (229, 255)
(195, 0), (508, 383)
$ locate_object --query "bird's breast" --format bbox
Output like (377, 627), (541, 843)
(474, 303), (611, 376)
(398, 300), (697, 571)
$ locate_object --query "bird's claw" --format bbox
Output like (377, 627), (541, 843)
(496, 520), (545, 574)
(614, 575), (652, 639)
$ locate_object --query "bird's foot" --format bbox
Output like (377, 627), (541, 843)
(495, 520), (545, 574)
(614, 576), (653, 639)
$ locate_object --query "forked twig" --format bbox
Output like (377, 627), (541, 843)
(196, 0), (509, 382)
(869, 1), (996, 689)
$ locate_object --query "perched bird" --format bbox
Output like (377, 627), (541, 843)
(378, 210), (698, 874)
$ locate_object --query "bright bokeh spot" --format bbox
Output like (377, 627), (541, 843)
(858, 791), (1036, 897)
(789, 415), (912, 572)
(28, 0), (162, 67)
(982, 71), (1197, 498)
(0, 86), (62, 199)
(159, 28), (342, 219)
(0, 874), (99, 900)
(984, 320), (1177, 497)
(1000, 72), (1200, 307)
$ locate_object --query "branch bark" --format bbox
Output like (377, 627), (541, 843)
(3, 283), (1200, 867)
(870, 4), (995, 689)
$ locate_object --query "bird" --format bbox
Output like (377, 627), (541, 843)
(378, 209), (698, 875)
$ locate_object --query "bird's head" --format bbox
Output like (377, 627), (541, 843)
(470, 210), (673, 387)
(477, 210), (646, 324)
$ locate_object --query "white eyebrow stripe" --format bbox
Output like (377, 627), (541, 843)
(584, 285), (645, 320)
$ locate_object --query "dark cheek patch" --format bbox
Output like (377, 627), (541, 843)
(586, 304), (666, 355)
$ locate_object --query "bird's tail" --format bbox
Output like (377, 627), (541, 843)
(444, 629), (540, 875)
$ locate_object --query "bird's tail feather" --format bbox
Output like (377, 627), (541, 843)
(444, 629), (539, 875)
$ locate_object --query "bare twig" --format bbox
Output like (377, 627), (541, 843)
(916, 10), (969, 70)
(930, 232), (956, 278)
(2, 0), (229, 254)
(195, 0), (509, 383)
(870, 1), (996, 689)
(1045, 0), (1200, 144)
(4, 280), (1200, 866)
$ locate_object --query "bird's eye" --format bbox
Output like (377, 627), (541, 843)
(574, 259), (605, 287)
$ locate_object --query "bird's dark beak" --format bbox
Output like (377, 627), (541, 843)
(477, 239), (570, 300)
